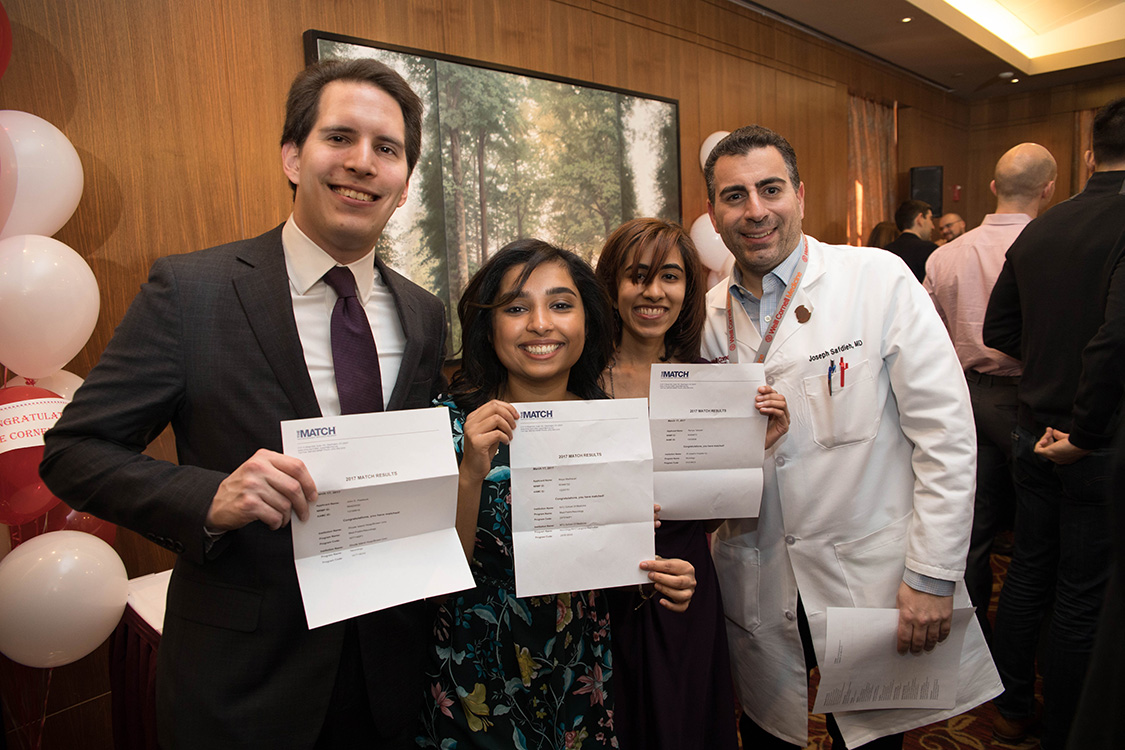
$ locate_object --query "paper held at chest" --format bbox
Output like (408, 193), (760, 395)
(648, 363), (766, 520)
(510, 398), (654, 598)
(282, 407), (473, 629)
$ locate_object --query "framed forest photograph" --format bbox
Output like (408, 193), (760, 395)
(304, 30), (682, 348)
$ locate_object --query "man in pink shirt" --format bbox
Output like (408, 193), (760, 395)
(923, 142), (1057, 642)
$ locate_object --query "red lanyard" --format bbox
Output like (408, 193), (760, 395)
(724, 238), (809, 364)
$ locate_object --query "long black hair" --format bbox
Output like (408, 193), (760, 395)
(449, 239), (613, 412)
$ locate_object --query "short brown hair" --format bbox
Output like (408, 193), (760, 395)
(894, 200), (931, 232)
(281, 58), (423, 189)
(595, 218), (706, 363)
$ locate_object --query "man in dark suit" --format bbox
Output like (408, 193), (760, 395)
(883, 200), (937, 281)
(40, 58), (446, 749)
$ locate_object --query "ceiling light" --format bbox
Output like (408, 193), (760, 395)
(1010, 78), (1020, 83)
(901, 17), (912, 23)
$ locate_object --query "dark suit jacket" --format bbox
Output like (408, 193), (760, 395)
(40, 225), (447, 749)
(884, 231), (937, 282)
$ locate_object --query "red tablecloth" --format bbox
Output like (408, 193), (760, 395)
(109, 604), (160, 750)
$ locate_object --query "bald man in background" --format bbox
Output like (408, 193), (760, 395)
(923, 143), (1057, 642)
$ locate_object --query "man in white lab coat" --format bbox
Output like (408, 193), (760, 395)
(700, 126), (1001, 749)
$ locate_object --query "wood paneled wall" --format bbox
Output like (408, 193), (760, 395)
(964, 74), (1125, 224)
(896, 105), (970, 227)
(0, 0), (1122, 746)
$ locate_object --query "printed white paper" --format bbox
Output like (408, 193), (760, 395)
(812, 607), (976, 712)
(510, 399), (654, 597)
(282, 407), (473, 629)
(648, 363), (766, 519)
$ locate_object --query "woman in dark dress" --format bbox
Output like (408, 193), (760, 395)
(595, 218), (789, 750)
(418, 239), (697, 750)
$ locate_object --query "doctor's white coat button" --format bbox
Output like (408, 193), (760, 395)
(775, 456), (786, 467)
(785, 610), (796, 621)
(766, 375), (775, 386)
(785, 535), (796, 545)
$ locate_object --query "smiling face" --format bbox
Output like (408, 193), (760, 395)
(615, 243), (686, 347)
(707, 147), (805, 292)
(491, 261), (586, 400)
(281, 80), (410, 264)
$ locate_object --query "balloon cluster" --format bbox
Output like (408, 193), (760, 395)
(0, 97), (127, 668)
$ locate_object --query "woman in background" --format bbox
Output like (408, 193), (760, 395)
(866, 220), (900, 249)
(419, 238), (696, 750)
(595, 218), (788, 750)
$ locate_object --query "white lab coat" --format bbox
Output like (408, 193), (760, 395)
(702, 238), (1002, 747)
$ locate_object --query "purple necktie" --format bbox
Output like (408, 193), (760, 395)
(323, 266), (384, 414)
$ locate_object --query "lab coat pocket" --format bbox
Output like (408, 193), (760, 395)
(802, 357), (879, 449)
(711, 538), (761, 634)
(833, 513), (910, 608)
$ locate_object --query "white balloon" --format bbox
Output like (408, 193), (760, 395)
(0, 111), (84, 239)
(706, 255), (735, 291)
(699, 130), (730, 172)
(0, 530), (128, 668)
(0, 234), (99, 379)
(689, 213), (730, 272)
(5, 370), (84, 400)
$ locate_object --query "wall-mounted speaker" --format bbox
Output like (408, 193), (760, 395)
(910, 166), (943, 216)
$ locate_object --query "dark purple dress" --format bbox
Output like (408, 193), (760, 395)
(607, 519), (739, 750)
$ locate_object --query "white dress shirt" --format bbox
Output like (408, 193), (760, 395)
(282, 216), (405, 415)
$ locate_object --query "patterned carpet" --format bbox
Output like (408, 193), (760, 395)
(739, 549), (1043, 749)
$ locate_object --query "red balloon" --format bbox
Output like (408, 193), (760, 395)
(0, 385), (64, 525)
(0, 385), (57, 404)
(13, 500), (116, 547)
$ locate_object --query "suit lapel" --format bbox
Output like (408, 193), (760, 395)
(374, 254), (423, 411)
(232, 227), (321, 419)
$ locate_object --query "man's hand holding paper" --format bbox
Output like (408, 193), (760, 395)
(281, 406), (473, 628)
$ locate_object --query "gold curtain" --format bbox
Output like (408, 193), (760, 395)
(847, 96), (897, 246)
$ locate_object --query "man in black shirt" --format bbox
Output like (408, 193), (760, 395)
(983, 97), (1125, 750)
(884, 200), (937, 281)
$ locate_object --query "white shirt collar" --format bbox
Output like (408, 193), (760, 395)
(281, 215), (380, 303)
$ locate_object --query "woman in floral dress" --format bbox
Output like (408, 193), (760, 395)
(418, 239), (696, 750)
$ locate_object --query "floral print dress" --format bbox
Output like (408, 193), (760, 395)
(418, 401), (617, 750)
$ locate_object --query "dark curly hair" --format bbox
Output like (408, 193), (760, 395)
(449, 239), (613, 412)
